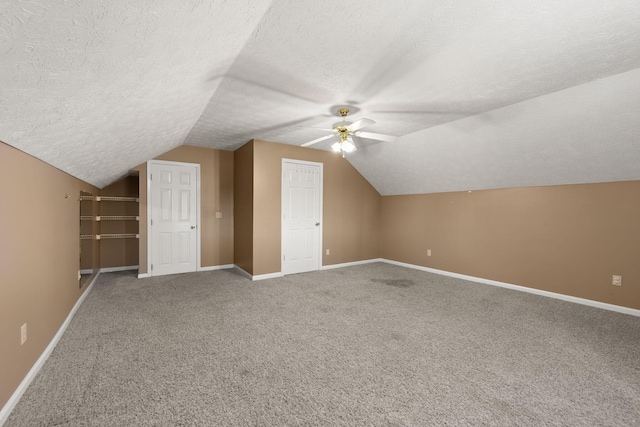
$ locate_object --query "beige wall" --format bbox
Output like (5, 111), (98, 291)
(0, 142), (99, 410)
(135, 145), (234, 274)
(251, 140), (382, 275)
(136, 140), (383, 277)
(381, 181), (640, 310)
(3, 136), (637, 415)
(233, 141), (254, 274)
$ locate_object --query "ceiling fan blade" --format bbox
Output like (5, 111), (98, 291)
(301, 134), (338, 147)
(347, 118), (376, 132)
(296, 126), (335, 132)
(354, 131), (398, 142)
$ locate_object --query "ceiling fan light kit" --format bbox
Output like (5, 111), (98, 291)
(332, 136), (357, 158)
(301, 107), (398, 157)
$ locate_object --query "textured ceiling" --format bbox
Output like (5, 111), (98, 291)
(1, 0), (640, 192)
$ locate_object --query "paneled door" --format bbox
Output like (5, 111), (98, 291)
(149, 161), (199, 276)
(282, 159), (322, 275)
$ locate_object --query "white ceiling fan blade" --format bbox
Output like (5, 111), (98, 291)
(347, 118), (375, 132)
(296, 126), (335, 132)
(301, 134), (338, 147)
(354, 131), (398, 142)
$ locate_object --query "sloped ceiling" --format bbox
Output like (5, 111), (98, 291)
(1, 0), (639, 193)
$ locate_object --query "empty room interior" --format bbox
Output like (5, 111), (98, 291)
(1, 1), (639, 425)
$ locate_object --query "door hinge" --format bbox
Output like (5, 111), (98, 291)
(150, 173), (152, 180)
(151, 264), (153, 270)
(151, 219), (153, 225)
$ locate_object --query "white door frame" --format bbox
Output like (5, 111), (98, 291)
(146, 160), (201, 276)
(281, 158), (323, 274)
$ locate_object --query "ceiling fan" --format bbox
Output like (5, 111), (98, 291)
(301, 108), (397, 157)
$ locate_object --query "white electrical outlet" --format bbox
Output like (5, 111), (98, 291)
(612, 275), (622, 286)
(427, 249), (432, 256)
(326, 249), (330, 255)
(21, 323), (27, 345)
(215, 212), (222, 219)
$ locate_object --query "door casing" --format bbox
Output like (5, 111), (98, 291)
(281, 158), (323, 275)
(146, 160), (201, 276)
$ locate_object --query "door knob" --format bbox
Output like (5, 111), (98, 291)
(191, 225), (196, 229)
(315, 222), (320, 226)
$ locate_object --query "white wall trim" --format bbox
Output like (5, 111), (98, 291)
(237, 258), (385, 280)
(233, 265), (253, 280)
(233, 265), (284, 281)
(281, 158), (324, 276)
(382, 259), (640, 318)
(321, 258), (384, 270)
(100, 265), (138, 273)
(145, 160), (152, 277)
(0, 272), (100, 426)
(253, 272), (285, 281)
(199, 264), (234, 272)
(139, 265), (233, 278)
(147, 160), (201, 277)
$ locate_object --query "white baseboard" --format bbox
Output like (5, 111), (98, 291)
(235, 258), (384, 280)
(253, 272), (284, 281)
(138, 265), (233, 279)
(100, 265), (138, 273)
(382, 259), (640, 318)
(321, 258), (384, 270)
(0, 272), (100, 426)
(233, 265), (284, 281)
(199, 264), (234, 272)
(233, 265), (253, 280)
(236, 258), (382, 280)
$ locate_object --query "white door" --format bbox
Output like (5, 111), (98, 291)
(282, 160), (322, 275)
(149, 161), (199, 276)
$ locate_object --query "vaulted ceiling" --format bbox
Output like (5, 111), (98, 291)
(2, 1), (640, 193)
